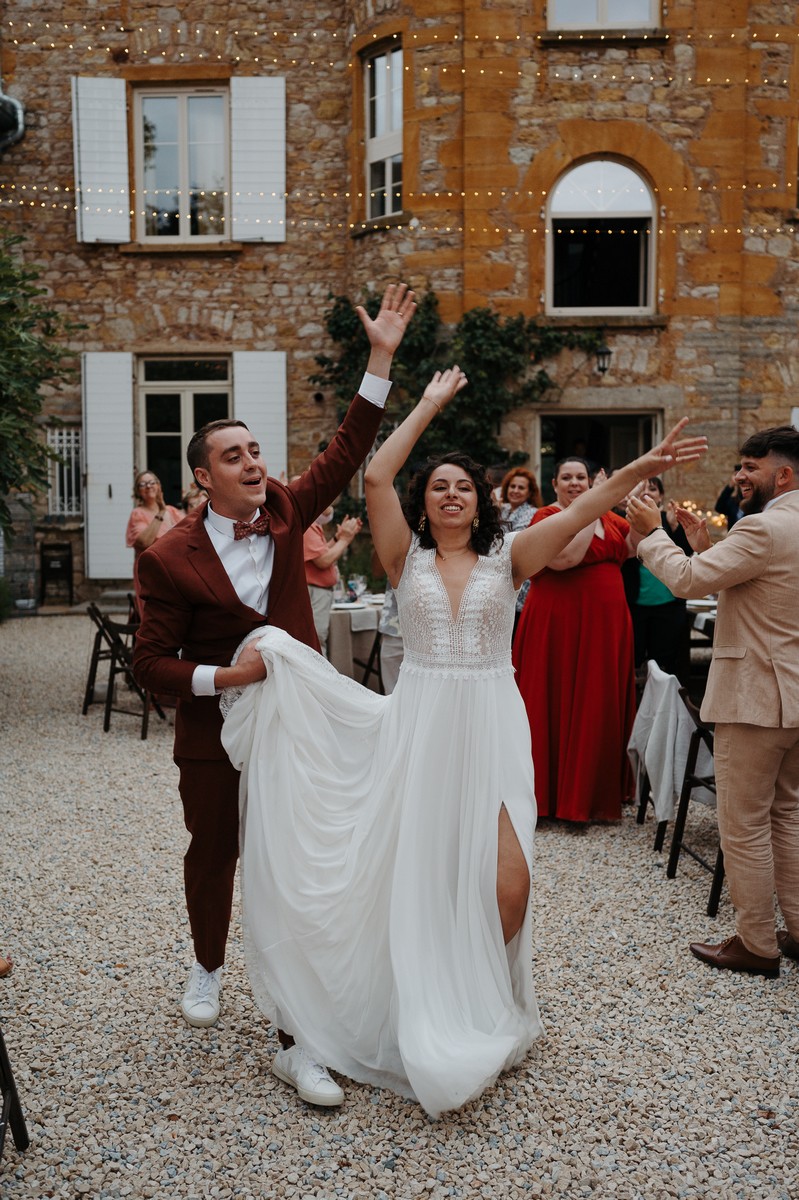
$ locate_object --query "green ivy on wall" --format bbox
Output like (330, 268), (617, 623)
(311, 289), (602, 502)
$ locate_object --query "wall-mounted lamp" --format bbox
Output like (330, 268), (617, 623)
(595, 341), (612, 375)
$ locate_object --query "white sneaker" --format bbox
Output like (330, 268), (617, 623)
(180, 962), (222, 1028)
(272, 1045), (344, 1107)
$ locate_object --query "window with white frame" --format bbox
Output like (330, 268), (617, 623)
(548, 0), (659, 29)
(364, 44), (403, 221)
(547, 159), (655, 315)
(47, 426), (83, 518)
(134, 87), (229, 242)
(138, 358), (232, 506)
(71, 75), (286, 245)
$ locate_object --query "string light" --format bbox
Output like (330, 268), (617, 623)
(2, 17), (797, 86)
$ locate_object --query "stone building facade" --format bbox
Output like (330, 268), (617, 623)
(1, 1), (798, 600)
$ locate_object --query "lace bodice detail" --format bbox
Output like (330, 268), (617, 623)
(395, 533), (520, 677)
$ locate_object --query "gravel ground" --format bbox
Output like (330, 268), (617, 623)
(1, 615), (797, 1200)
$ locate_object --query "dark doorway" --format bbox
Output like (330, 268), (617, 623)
(539, 413), (656, 504)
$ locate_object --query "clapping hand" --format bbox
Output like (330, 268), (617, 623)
(336, 515), (363, 544)
(625, 493), (662, 537)
(673, 506), (712, 553)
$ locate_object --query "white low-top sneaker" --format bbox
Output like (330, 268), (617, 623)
(181, 962), (222, 1027)
(272, 1045), (344, 1107)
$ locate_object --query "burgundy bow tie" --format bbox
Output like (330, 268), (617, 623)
(233, 512), (271, 540)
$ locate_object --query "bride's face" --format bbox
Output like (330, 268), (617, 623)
(424, 464), (478, 532)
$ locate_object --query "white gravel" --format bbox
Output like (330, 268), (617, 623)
(1, 615), (796, 1199)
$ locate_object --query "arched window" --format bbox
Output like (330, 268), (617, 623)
(546, 159), (656, 315)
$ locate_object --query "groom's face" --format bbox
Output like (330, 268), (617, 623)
(735, 453), (784, 515)
(195, 427), (268, 520)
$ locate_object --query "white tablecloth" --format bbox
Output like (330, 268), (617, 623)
(627, 660), (714, 823)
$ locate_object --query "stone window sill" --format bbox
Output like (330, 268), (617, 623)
(350, 211), (411, 239)
(540, 314), (667, 329)
(118, 242), (244, 255)
(538, 30), (669, 49)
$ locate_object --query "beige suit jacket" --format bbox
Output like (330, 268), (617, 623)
(638, 490), (799, 727)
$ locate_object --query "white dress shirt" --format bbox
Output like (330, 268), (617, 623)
(192, 371), (391, 695)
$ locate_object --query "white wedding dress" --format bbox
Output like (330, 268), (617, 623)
(221, 532), (542, 1117)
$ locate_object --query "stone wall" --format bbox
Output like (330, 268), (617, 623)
(1, 0), (798, 591)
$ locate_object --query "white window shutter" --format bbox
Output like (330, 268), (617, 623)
(83, 353), (135, 579)
(71, 76), (130, 243)
(230, 77), (286, 243)
(233, 352), (287, 479)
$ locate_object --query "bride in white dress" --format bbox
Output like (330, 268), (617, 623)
(222, 366), (707, 1117)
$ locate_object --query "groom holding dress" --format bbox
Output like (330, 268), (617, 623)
(133, 283), (417, 1106)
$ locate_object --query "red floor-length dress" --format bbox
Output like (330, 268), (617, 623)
(512, 507), (636, 823)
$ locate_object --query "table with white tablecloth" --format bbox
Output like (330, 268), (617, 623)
(327, 603), (381, 690)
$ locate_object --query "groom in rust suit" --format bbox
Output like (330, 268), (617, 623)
(627, 425), (799, 979)
(133, 283), (417, 1106)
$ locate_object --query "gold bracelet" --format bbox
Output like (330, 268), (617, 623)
(423, 395), (442, 412)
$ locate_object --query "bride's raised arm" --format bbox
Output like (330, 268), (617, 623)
(510, 418), (708, 587)
(364, 367), (468, 587)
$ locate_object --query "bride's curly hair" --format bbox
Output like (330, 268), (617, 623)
(402, 453), (504, 556)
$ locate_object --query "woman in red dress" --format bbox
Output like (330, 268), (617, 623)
(512, 458), (636, 823)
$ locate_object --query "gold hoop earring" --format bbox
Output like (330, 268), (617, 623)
(472, 516), (480, 532)
(418, 514), (427, 533)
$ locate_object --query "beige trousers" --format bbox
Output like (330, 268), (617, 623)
(714, 722), (799, 958)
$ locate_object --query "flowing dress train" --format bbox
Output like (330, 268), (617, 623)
(221, 532), (542, 1117)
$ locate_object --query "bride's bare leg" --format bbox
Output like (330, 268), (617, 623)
(497, 806), (530, 944)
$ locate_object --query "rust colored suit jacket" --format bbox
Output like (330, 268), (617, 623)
(133, 393), (382, 759)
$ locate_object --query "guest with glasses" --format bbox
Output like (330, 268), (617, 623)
(126, 471), (184, 618)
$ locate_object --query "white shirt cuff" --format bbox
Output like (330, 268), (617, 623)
(192, 663), (220, 696)
(359, 372), (392, 409)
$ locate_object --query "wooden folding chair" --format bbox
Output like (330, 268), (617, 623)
(81, 604), (165, 739)
(0, 1025), (30, 1162)
(666, 688), (725, 917)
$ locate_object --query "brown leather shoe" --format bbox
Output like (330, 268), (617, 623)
(777, 930), (799, 962)
(689, 935), (780, 979)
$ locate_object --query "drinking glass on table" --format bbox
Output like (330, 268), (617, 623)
(348, 575), (367, 600)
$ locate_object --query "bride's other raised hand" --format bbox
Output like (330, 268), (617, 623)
(421, 366), (468, 414)
(634, 417), (708, 479)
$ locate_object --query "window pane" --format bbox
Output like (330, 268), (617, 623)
(553, 221), (649, 308)
(552, 160), (652, 215)
(369, 160), (387, 219)
(606, 0), (653, 23)
(145, 393), (182, 433)
(550, 0), (598, 25)
(390, 155), (403, 214)
(142, 97), (181, 236)
(145, 436), (183, 507)
(369, 54), (388, 138)
(193, 393), (229, 429)
(144, 360), (229, 382)
(390, 48), (403, 130)
(188, 96), (226, 237)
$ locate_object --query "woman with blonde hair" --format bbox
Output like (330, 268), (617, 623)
(125, 471), (184, 617)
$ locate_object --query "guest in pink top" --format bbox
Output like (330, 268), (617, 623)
(303, 504), (362, 655)
(126, 470), (184, 617)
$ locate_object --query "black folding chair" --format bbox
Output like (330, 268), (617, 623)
(0, 1025), (30, 1163)
(82, 604), (165, 739)
(352, 629), (384, 694)
(666, 688), (725, 916)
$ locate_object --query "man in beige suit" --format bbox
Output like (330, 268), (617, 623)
(626, 426), (799, 978)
